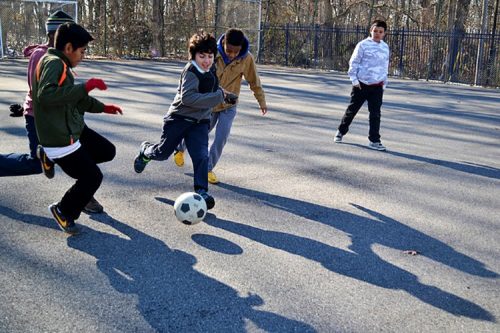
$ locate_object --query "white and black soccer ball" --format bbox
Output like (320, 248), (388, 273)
(174, 192), (207, 225)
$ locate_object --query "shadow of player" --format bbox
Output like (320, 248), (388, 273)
(67, 212), (316, 332)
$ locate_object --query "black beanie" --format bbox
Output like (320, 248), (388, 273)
(46, 10), (75, 34)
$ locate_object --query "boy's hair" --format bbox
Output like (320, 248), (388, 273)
(225, 28), (245, 46)
(188, 32), (217, 60)
(54, 23), (94, 51)
(370, 20), (388, 31)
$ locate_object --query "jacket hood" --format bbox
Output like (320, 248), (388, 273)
(23, 44), (48, 57)
(217, 34), (250, 65)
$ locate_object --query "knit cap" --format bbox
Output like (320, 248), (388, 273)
(45, 10), (75, 33)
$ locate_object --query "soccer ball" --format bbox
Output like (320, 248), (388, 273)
(174, 192), (207, 225)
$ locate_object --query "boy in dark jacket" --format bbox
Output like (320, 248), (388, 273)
(134, 32), (232, 210)
(32, 23), (122, 234)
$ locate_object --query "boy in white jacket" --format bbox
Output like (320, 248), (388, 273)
(334, 20), (390, 151)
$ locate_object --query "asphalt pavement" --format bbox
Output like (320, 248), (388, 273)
(0, 59), (499, 332)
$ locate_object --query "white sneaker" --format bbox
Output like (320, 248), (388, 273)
(368, 141), (386, 151)
(334, 131), (343, 143)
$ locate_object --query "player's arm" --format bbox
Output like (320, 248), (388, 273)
(243, 54), (267, 114)
(37, 60), (87, 106)
(348, 43), (364, 87)
(180, 71), (224, 108)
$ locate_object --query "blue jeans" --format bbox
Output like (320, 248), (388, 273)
(145, 115), (210, 191)
(0, 115), (42, 177)
(176, 106), (237, 172)
(208, 106), (237, 171)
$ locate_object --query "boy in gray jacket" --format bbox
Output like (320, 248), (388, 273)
(134, 32), (235, 209)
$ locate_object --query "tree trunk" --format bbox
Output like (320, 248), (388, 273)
(152, 0), (165, 57)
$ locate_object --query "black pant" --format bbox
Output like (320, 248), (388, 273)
(54, 126), (115, 220)
(338, 83), (383, 143)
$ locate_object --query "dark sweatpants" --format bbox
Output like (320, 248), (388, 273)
(144, 115), (210, 192)
(54, 126), (115, 220)
(338, 83), (384, 143)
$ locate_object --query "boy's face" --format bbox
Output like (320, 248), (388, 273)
(194, 52), (214, 72)
(370, 26), (386, 42)
(223, 41), (242, 61)
(63, 42), (87, 67)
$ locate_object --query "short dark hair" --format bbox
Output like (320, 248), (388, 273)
(370, 20), (387, 31)
(188, 32), (217, 60)
(225, 28), (245, 46)
(54, 23), (94, 51)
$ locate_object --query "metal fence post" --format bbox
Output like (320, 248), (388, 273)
(285, 23), (289, 67)
(399, 27), (405, 76)
(0, 17), (4, 59)
(314, 24), (319, 67)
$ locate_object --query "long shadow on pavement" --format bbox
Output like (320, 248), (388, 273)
(0, 205), (59, 231)
(211, 183), (497, 321)
(343, 143), (500, 180)
(67, 213), (315, 332)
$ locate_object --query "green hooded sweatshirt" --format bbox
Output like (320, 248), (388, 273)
(32, 48), (104, 147)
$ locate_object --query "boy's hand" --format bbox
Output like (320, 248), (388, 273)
(103, 104), (123, 115)
(224, 92), (238, 105)
(85, 78), (107, 93)
(9, 103), (24, 117)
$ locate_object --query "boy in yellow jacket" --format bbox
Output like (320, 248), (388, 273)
(174, 28), (267, 184)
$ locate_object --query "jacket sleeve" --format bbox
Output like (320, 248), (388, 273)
(348, 42), (363, 86)
(243, 54), (266, 108)
(36, 59), (87, 106)
(180, 71), (224, 108)
(76, 95), (105, 114)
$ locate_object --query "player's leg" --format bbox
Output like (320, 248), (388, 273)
(184, 122), (214, 209)
(79, 126), (116, 164)
(78, 126), (116, 213)
(0, 115), (42, 177)
(366, 86), (385, 150)
(50, 147), (102, 233)
(134, 116), (189, 173)
(336, 85), (366, 142)
(208, 106), (236, 183)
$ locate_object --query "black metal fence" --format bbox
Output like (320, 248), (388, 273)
(258, 24), (500, 87)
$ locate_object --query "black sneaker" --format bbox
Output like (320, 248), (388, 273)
(48, 203), (79, 235)
(134, 141), (151, 173)
(196, 189), (215, 210)
(82, 197), (104, 214)
(36, 145), (55, 179)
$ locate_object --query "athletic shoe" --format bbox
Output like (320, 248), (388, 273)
(173, 150), (184, 167)
(208, 171), (219, 184)
(196, 188), (215, 210)
(134, 141), (151, 173)
(82, 197), (104, 214)
(48, 203), (79, 235)
(36, 145), (55, 179)
(334, 130), (343, 143)
(368, 141), (387, 151)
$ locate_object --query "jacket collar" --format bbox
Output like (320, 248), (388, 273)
(47, 48), (72, 67)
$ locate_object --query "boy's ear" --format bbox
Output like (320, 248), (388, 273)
(63, 42), (74, 55)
